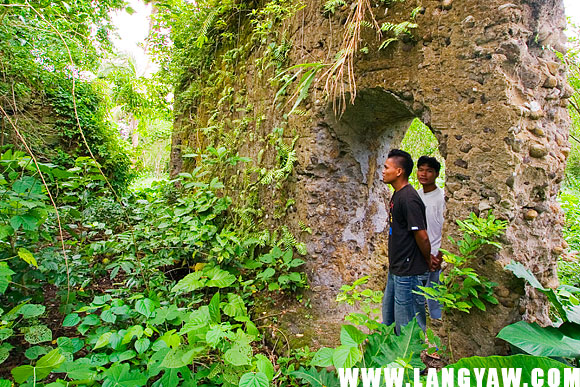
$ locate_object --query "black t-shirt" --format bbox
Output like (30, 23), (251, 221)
(388, 184), (429, 276)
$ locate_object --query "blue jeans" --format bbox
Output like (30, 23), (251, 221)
(382, 272), (429, 333)
(426, 270), (442, 320)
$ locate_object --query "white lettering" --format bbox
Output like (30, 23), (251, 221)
(383, 367), (404, 387)
(532, 368), (544, 387)
(547, 368), (560, 387)
(458, 368), (470, 387)
(486, 368), (498, 387)
(426, 368), (439, 387)
(501, 368), (522, 387)
(441, 368), (454, 387)
(474, 368), (486, 387)
(339, 368), (359, 387)
(564, 368), (580, 387)
(414, 368), (424, 387)
(361, 368), (381, 387)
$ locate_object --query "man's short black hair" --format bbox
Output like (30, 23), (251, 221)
(387, 149), (413, 178)
(417, 156), (441, 174)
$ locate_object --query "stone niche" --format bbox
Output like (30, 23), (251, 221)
(172, 0), (571, 358)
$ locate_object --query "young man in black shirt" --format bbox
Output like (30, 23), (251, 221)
(381, 149), (432, 333)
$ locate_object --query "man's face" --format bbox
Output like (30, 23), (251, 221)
(417, 164), (438, 186)
(382, 158), (401, 184)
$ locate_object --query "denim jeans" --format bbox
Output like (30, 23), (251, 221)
(382, 272), (429, 333)
(426, 269), (442, 320)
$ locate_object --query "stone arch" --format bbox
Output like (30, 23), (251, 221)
(282, 0), (569, 357)
(172, 0), (571, 358)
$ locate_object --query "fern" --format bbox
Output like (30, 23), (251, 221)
(279, 226), (307, 255)
(324, 0), (347, 14)
(298, 221), (312, 235)
(360, 20), (374, 29)
(410, 6), (422, 20)
(379, 21), (418, 50)
(195, 7), (219, 48)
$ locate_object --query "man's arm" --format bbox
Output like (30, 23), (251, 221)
(413, 229), (432, 268)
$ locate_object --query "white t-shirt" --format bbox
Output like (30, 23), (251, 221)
(418, 187), (445, 255)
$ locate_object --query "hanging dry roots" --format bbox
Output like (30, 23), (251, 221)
(322, 0), (380, 115)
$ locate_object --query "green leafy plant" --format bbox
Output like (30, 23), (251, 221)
(418, 212), (506, 313)
(497, 261), (580, 364)
(379, 21), (418, 50)
(335, 276), (383, 330)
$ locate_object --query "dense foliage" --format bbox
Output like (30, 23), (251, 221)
(0, 0), (132, 189)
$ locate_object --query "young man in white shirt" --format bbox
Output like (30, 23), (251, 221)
(417, 156), (445, 321)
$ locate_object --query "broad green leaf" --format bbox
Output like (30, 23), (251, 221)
(0, 343), (13, 365)
(223, 293), (246, 318)
(224, 344), (251, 366)
(505, 260), (544, 289)
(135, 298), (156, 318)
(54, 359), (97, 380)
(158, 330), (180, 349)
(310, 347), (334, 367)
(340, 325), (367, 346)
(94, 332), (113, 350)
(161, 347), (191, 369)
(332, 345), (362, 369)
(291, 367), (340, 387)
(25, 345), (48, 360)
(62, 313), (80, 327)
(109, 349), (136, 363)
(0, 262), (14, 294)
(10, 215), (38, 232)
(206, 325), (225, 347)
(19, 304), (45, 318)
(156, 367), (190, 387)
(497, 321), (580, 358)
(18, 248), (38, 267)
(135, 338), (150, 354)
(123, 325), (144, 344)
(239, 372), (269, 387)
(24, 325), (52, 344)
(82, 314), (100, 326)
(0, 328), (13, 341)
(505, 261), (570, 321)
(206, 267), (236, 288)
(12, 348), (65, 383)
(92, 295), (112, 305)
(255, 354), (275, 380)
(102, 363), (148, 387)
(257, 268), (275, 280)
(371, 319), (424, 369)
(101, 308), (117, 323)
(171, 272), (205, 293)
(56, 337), (74, 354)
(209, 292), (221, 323)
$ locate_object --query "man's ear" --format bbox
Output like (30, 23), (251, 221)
(396, 167), (403, 177)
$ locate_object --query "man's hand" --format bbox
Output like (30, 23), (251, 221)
(430, 253), (443, 271)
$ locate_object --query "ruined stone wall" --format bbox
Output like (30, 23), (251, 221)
(172, 0), (571, 358)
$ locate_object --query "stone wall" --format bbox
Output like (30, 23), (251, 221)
(172, 0), (571, 358)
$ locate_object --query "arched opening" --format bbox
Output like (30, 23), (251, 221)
(314, 88), (447, 301)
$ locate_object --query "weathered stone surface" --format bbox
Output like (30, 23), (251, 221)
(529, 144), (548, 158)
(172, 0), (570, 360)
